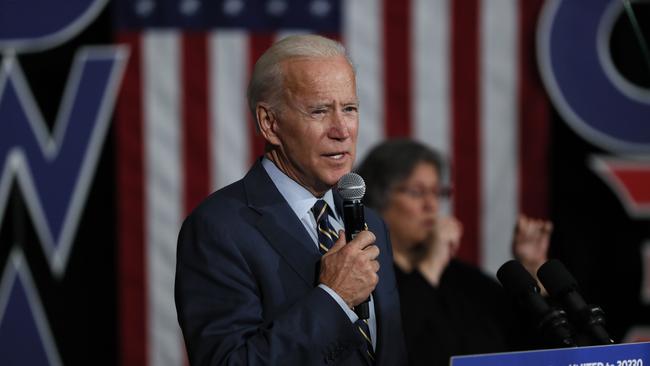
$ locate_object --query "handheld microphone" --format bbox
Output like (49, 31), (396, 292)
(497, 260), (576, 348)
(337, 173), (370, 319)
(537, 259), (614, 345)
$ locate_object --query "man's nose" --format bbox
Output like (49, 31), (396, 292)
(328, 111), (350, 140)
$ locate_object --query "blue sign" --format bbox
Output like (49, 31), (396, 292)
(0, 251), (62, 366)
(452, 342), (650, 366)
(0, 0), (107, 52)
(538, 0), (650, 153)
(0, 48), (127, 276)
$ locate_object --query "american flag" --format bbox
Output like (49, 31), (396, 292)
(114, 0), (550, 364)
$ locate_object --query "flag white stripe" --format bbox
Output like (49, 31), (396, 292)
(413, 0), (451, 159)
(143, 31), (184, 366)
(480, 0), (519, 275)
(343, 0), (384, 162)
(413, 0), (452, 215)
(211, 31), (250, 190)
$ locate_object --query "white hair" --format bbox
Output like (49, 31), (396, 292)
(246, 34), (354, 131)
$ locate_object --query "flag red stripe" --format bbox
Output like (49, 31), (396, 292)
(181, 32), (211, 214)
(518, 0), (550, 219)
(248, 34), (275, 163)
(452, 0), (480, 265)
(383, 0), (412, 137)
(180, 35), (210, 364)
(319, 32), (342, 43)
(115, 32), (147, 366)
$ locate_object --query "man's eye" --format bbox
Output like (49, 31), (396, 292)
(311, 109), (326, 115)
(344, 106), (358, 113)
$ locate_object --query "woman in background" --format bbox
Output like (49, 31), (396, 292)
(356, 139), (551, 366)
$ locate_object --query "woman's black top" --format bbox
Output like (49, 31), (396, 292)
(395, 259), (526, 366)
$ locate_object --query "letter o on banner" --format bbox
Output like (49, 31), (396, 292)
(538, 0), (650, 154)
(0, 0), (107, 53)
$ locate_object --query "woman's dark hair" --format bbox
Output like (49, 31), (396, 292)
(355, 139), (444, 212)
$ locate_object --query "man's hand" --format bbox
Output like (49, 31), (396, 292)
(319, 230), (380, 308)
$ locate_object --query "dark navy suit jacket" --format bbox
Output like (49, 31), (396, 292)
(175, 161), (407, 365)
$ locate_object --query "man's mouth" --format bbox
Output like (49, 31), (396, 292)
(323, 152), (346, 160)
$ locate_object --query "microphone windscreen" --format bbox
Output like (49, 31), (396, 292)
(497, 260), (539, 295)
(337, 173), (366, 200)
(537, 259), (579, 297)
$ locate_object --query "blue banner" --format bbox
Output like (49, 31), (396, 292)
(452, 342), (650, 366)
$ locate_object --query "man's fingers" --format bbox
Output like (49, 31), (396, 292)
(346, 230), (376, 250)
(362, 244), (380, 260)
(371, 260), (380, 273)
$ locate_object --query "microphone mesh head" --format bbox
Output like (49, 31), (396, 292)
(537, 259), (579, 297)
(497, 260), (539, 295)
(337, 173), (366, 200)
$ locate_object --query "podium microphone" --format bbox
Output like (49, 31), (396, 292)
(337, 173), (370, 319)
(497, 260), (576, 348)
(537, 259), (614, 346)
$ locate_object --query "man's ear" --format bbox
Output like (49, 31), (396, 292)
(257, 104), (281, 145)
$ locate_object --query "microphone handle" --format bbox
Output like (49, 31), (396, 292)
(565, 292), (614, 345)
(355, 300), (371, 319)
(342, 201), (371, 319)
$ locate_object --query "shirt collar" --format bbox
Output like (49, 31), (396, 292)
(262, 157), (339, 221)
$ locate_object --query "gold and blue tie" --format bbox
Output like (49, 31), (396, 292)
(311, 199), (339, 255)
(311, 200), (375, 364)
(356, 318), (375, 364)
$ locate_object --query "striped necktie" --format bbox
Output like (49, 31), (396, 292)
(311, 199), (339, 255)
(356, 318), (375, 364)
(311, 199), (375, 364)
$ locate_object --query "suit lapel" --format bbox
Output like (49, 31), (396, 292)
(243, 161), (320, 286)
(371, 291), (385, 365)
(333, 189), (344, 218)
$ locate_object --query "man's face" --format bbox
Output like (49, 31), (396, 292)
(265, 55), (359, 196)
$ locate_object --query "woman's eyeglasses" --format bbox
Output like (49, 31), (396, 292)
(395, 185), (453, 200)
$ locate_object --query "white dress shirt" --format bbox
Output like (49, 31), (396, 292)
(262, 157), (377, 348)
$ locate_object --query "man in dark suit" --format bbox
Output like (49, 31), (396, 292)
(175, 34), (407, 365)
